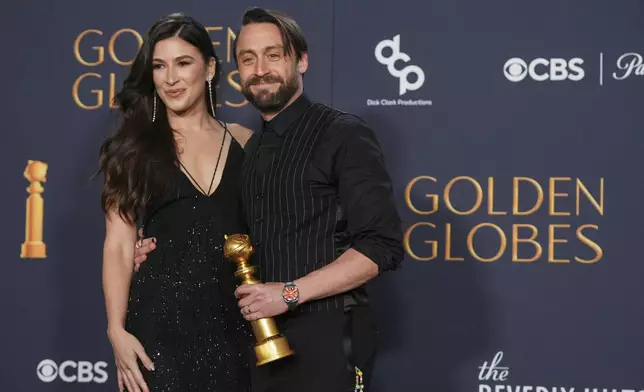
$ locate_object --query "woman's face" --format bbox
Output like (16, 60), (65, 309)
(151, 36), (215, 116)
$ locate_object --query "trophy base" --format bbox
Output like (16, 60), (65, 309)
(254, 335), (294, 366)
(21, 242), (46, 259)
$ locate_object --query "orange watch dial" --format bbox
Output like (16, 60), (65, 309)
(283, 285), (298, 301)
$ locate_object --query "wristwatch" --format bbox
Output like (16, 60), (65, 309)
(281, 281), (299, 311)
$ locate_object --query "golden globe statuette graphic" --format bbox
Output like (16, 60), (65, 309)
(223, 234), (294, 365)
(21, 160), (48, 258)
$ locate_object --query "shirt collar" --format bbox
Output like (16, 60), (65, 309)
(263, 94), (312, 136)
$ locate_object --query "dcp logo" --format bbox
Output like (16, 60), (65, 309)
(37, 359), (108, 383)
(503, 57), (585, 82)
(375, 35), (425, 95)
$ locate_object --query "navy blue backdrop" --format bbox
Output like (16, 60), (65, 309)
(2, 1), (644, 391)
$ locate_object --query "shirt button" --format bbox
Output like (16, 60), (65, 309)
(256, 240), (263, 247)
(255, 217), (263, 223)
(256, 193), (263, 199)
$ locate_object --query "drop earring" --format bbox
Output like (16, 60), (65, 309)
(152, 94), (157, 122)
(208, 78), (215, 116)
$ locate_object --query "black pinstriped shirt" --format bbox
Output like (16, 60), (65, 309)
(241, 94), (403, 312)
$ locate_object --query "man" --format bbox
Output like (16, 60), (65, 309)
(134, 7), (404, 391)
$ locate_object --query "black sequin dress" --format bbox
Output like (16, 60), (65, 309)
(125, 136), (252, 391)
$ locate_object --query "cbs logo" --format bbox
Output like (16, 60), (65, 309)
(375, 34), (425, 95)
(504, 57), (585, 82)
(37, 359), (108, 383)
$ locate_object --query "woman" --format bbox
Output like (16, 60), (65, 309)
(98, 13), (253, 392)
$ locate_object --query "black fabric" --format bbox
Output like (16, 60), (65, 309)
(248, 306), (378, 392)
(241, 94), (404, 313)
(126, 133), (253, 391)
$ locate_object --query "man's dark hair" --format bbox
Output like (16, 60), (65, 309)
(234, 7), (308, 64)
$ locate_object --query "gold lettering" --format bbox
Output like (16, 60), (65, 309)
(512, 224), (541, 262)
(467, 223), (506, 262)
(108, 29), (143, 66)
(74, 29), (104, 66)
(575, 224), (602, 263)
(444, 176), (482, 215)
(73, 73), (103, 109)
(227, 27), (237, 63)
(404, 176), (438, 215)
(445, 223), (464, 261)
(549, 177), (571, 216)
(487, 177), (507, 215)
(548, 224), (570, 263)
(513, 177), (543, 215)
(403, 222), (437, 261)
(109, 73), (118, 108)
(576, 178), (604, 216)
(206, 26), (223, 47)
(225, 70), (248, 108)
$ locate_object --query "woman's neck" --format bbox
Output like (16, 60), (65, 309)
(167, 101), (216, 133)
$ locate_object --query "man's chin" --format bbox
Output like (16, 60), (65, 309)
(255, 101), (285, 113)
(250, 93), (280, 107)
(255, 95), (278, 106)
(253, 88), (277, 99)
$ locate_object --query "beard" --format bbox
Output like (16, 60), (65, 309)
(241, 72), (299, 114)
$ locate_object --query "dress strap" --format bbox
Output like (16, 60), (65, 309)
(178, 119), (229, 196)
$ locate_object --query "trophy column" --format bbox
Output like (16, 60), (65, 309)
(223, 234), (294, 366)
(21, 160), (48, 259)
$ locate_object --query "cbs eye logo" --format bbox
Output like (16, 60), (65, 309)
(37, 360), (58, 382)
(504, 57), (585, 82)
(37, 359), (108, 383)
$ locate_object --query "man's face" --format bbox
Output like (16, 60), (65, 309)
(235, 23), (307, 114)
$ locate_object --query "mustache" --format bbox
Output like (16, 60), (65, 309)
(246, 74), (284, 86)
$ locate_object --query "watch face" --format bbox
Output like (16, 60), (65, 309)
(282, 285), (299, 303)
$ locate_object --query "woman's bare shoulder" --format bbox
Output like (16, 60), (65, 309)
(226, 123), (254, 148)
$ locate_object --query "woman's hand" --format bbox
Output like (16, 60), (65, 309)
(108, 327), (154, 392)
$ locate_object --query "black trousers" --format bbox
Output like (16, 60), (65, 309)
(249, 305), (378, 392)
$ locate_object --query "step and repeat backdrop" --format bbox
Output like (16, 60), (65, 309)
(2, 1), (643, 391)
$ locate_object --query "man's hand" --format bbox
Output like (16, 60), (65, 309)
(235, 283), (288, 321)
(133, 228), (156, 272)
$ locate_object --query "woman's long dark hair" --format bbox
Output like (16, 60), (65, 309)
(98, 13), (221, 224)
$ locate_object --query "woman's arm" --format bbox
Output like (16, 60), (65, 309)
(102, 210), (153, 392)
(102, 209), (137, 332)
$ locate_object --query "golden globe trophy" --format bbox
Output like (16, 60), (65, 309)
(21, 160), (48, 259)
(223, 234), (294, 366)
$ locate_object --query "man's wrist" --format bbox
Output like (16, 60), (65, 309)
(295, 277), (313, 304)
(281, 281), (301, 310)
